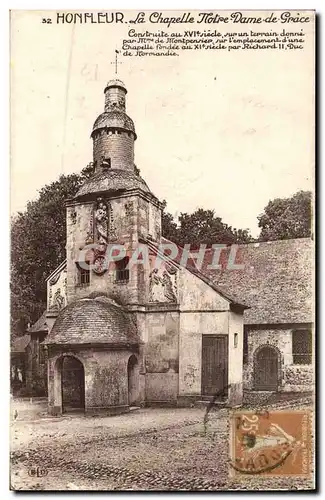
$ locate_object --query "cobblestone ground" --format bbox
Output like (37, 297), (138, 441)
(10, 394), (315, 491)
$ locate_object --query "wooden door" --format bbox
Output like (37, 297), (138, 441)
(254, 346), (278, 391)
(201, 335), (228, 398)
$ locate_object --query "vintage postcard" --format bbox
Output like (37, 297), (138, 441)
(10, 9), (315, 491)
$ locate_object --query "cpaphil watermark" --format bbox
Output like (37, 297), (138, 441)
(230, 410), (312, 478)
(77, 242), (244, 273)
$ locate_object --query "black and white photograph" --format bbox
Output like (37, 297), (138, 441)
(9, 9), (315, 491)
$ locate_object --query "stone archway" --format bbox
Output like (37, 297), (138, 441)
(254, 345), (280, 391)
(61, 356), (85, 412)
(127, 355), (139, 406)
(52, 355), (85, 413)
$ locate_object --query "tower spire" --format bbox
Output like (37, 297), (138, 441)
(91, 78), (136, 171)
(111, 49), (122, 76)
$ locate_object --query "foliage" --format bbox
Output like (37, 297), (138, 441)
(161, 204), (253, 247)
(11, 171), (89, 337)
(258, 191), (312, 241)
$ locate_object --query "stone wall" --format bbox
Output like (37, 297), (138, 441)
(66, 193), (162, 307)
(47, 348), (140, 415)
(243, 326), (314, 392)
(228, 311), (244, 405)
(26, 334), (48, 396)
(284, 364), (314, 392)
(177, 266), (244, 405)
(179, 311), (229, 396)
(92, 129), (134, 170)
(144, 309), (180, 403)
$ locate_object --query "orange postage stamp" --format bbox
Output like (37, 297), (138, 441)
(230, 410), (313, 478)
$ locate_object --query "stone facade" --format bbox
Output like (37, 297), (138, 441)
(25, 332), (48, 396)
(42, 78), (246, 414)
(23, 77), (313, 416)
(92, 130), (134, 169)
(48, 347), (140, 415)
(243, 326), (314, 392)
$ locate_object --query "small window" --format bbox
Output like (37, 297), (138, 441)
(101, 157), (111, 170)
(292, 329), (312, 365)
(115, 257), (129, 282)
(76, 261), (90, 285)
(234, 332), (238, 348)
(243, 329), (248, 364)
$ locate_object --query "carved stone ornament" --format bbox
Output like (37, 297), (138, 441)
(95, 198), (108, 245)
(49, 288), (65, 311)
(49, 273), (60, 286)
(149, 267), (178, 303)
(108, 201), (118, 242)
(85, 207), (94, 245)
(125, 201), (134, 218)
(92, 255), (107, 276)
(70, 210), (77, 225)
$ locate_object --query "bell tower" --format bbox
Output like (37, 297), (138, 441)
(91, 79), (136, 172)
(66, 78), (163, 306)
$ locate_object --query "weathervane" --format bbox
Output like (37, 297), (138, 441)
(111, 49), (122, 75)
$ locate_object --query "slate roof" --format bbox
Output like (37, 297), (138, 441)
(28, 310), (48, 333)
(147, 237), (312, 324)
(74, 169), (152, 199)
(11, 334), (30, 353)
(104, 79), (128, 93)
(197, 238), (313, 325)
(44, 296), (139, 346)
(146, 237), (249, 310)
(92, 111), (136, 137)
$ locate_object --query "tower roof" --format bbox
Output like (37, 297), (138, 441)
(91, 110), (136, 138)
(104, 79), (127, 93)
(74, 168), (153, 199)
(44, 296), (139, 346)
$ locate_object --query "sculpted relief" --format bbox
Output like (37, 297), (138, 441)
(149, 265), (178, 303)
(48, 269), (67, 312)
(95, 198), (109, 245)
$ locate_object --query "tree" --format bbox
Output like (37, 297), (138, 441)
(258, 190), (312, 241)
(161, 204), (253, 248)
(161, 200), (178, 242)
(10, 171), (90, 337)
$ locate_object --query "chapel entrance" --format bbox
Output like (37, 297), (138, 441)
(127, 355), (138, 406)
(61, 356), (85, 412)
(201, 335), (228, 399)
(254, 346), (279, 391)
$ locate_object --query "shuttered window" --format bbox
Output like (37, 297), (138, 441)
(292, 329), (312, 365)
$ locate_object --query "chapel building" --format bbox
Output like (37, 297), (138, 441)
(12, 79), (313, 413)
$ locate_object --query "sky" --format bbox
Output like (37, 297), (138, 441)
(10, 10), (314, 236)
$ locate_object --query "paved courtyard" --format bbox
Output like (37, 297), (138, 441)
(10, 394), (314, 491)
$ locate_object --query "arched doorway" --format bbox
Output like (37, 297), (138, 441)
(254, 346), (279, 391)
(127, 355), (139, 406)
(61, 356), (85, 413)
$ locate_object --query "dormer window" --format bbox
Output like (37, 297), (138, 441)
(101, 157), (111, 170)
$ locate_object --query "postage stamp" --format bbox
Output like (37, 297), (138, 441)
(230, 410), (313, 478)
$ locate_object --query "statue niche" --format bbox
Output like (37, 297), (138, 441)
(95, 198), (109, 246)
(94, 197), (117, 248)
